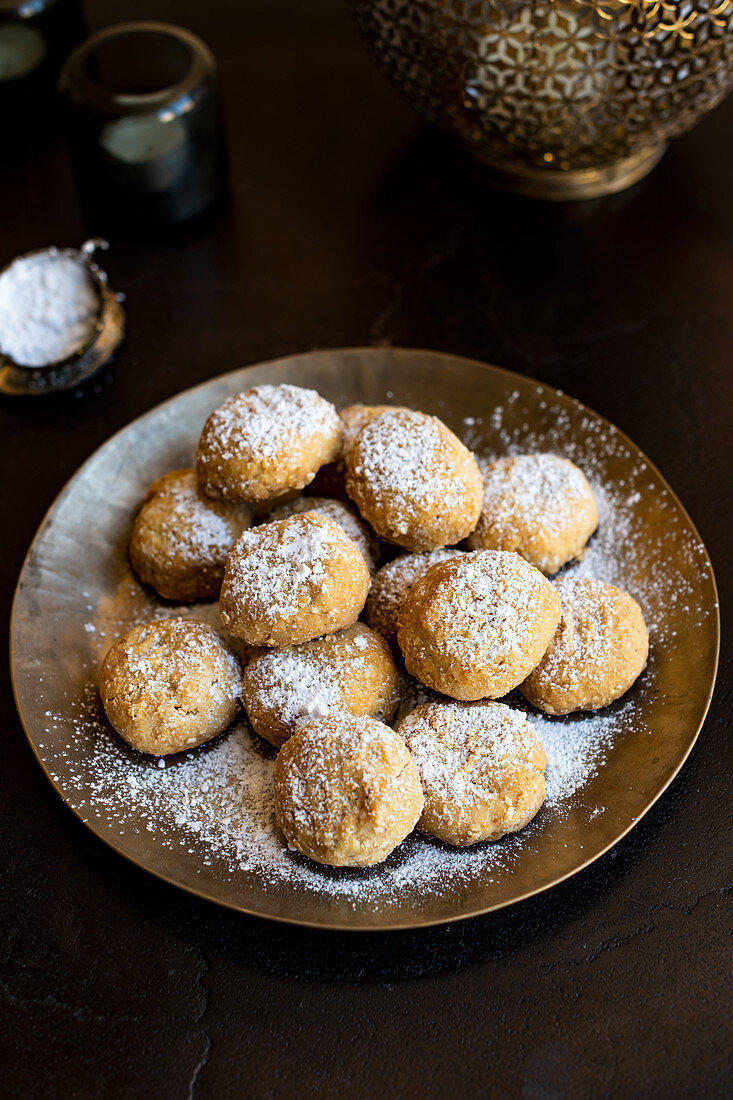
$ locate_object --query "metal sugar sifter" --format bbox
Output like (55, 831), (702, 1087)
(0, 238), (125, 397)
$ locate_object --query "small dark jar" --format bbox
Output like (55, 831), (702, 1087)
(59, 22), (228, 229)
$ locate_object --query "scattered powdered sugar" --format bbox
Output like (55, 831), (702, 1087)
(530, 704), (621, 807)
(43, 678), (642, 902)
(0, 250), (99, 366)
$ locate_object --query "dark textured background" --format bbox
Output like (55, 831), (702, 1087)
(1, 2), (731, 1097)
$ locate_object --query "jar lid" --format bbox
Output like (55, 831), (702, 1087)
(59, 21), (215, 116)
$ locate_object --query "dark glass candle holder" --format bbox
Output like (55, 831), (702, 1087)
(0, 0), (84, 130)
(59, 22), (227, 230)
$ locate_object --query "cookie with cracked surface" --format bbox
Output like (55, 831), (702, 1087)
(273, 714), (424, 867)
(220, 512), (370, 646)
(520, 576), (649, 714)
(129, 469), (254, 601)
(345, 408), (483, 553)
(397, 550), (561, 701)
(465, 454), (598, 575)
(397, 700), (546, 846)
(196, 383), (342, 503)
(242, 623), (399, 748)
(99, 618), (242, 756)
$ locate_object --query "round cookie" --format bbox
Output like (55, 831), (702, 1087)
(398, 550), (561, 701)
(196, 384), (342, 503)
(365, 548), (465, 648)
(397, 701), (547, 846)
(99, 618), (242, 756)
(220, 512), (370, 646)
(265, 496), (380, 573)
(129, 469), (254, 601)
(520, 576), (649, 714)
(273, 714), (424, 867)
(466, 454), (598, 575)
(345, 408), (483, 553)
(242, 623), (399, 747)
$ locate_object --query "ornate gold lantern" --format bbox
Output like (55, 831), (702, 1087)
(350, 1), (733, 199)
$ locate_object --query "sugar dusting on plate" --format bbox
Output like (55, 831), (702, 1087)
(35, 386), (715, 908)
(41, 681), (633, 903)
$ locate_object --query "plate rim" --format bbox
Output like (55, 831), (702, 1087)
(9, 346), (721, 931)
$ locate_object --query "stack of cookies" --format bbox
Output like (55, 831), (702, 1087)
(99, 383), (649, 868)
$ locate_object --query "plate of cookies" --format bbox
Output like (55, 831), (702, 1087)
(11, 348), (719, 929)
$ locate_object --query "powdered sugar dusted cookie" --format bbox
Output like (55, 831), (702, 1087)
(273, 714), (424, 867)
(345, 408), (483, 553)
(264, 495), (380, 573)
(196, 384), (342, 503)
(99, 618), (242, 756)
(242, 623), (399, 747)
(466, 454), (598, 575)
(365, 548), (466, 648)
(397, 700), (546, 846)
(129, 469), (254, 601)
(398, 550), (561, 701)
(220, 512), (370, 646)
(520, 576), (649, 714)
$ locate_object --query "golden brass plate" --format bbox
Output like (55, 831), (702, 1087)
(10, 349), (720, 930)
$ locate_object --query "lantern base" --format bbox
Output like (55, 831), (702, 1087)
(466, 142), (668, 202)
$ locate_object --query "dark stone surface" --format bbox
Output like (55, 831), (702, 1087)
(1, 2), (731, 1097)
